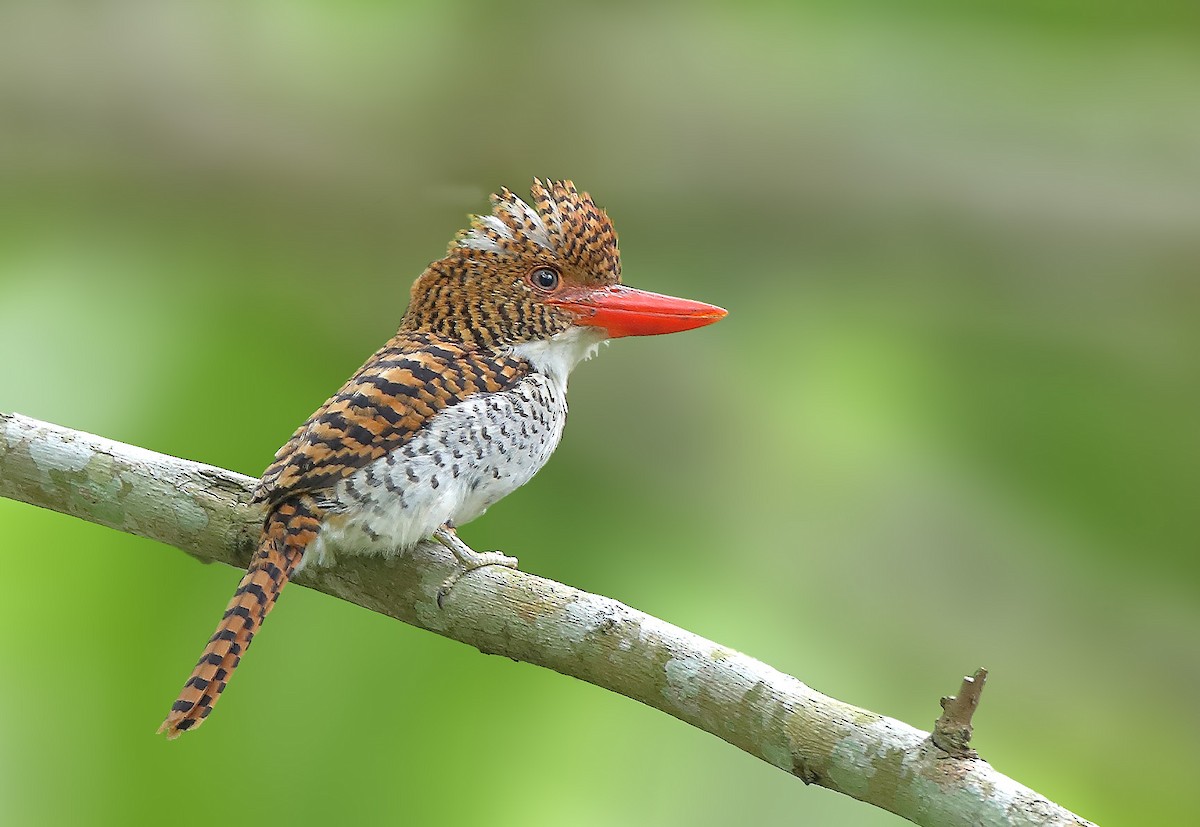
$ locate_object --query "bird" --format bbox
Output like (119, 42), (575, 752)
(158, 179), (727, 738)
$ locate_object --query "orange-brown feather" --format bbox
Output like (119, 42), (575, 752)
(160, 180), (621, 738)
(158, 496), (322, 738)
(253, 332), (531, 506)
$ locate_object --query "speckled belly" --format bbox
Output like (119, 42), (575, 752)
(302, 372), (567, 567)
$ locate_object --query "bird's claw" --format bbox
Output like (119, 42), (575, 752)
(433, 526), (519, 608)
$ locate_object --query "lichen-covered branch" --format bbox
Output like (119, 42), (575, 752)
(0, 411), (1094, 827)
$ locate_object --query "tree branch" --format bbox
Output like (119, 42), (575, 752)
(0, 411), (1094, 827)
(934, 668), (988, 758)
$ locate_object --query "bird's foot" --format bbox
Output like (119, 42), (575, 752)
(432, 525), (518, 607)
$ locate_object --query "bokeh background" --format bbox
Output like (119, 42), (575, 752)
(2, 2), (1197, 824)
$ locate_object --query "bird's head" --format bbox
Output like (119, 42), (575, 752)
(401, 180), (726, 357)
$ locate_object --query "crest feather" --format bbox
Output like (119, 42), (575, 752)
(454, 179), (621, 281)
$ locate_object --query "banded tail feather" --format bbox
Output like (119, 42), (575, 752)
(158, 495), (323, 738)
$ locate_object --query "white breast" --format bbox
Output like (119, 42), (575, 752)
(302, 373), (567, 568)
(300, 326), (606, 570)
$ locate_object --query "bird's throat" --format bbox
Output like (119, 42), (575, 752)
(510, 326), (608, 390)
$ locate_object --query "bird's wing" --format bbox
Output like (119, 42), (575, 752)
(252, 333), (531, 505)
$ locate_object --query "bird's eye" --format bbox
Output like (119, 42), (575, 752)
(529, 267), (560, 292)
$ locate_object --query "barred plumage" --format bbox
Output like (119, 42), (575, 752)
(159, 180), (725, 737)
(159, 496), (322, 738)
(254, 333), (532, 505)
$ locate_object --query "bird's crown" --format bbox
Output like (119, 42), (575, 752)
(454, 179), (621, 283)
(401, 179), (628, 349)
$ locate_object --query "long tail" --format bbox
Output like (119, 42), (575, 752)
(159, 495), (323, 738)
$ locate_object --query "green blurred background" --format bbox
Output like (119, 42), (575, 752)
(1, 1), (1197, 824)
